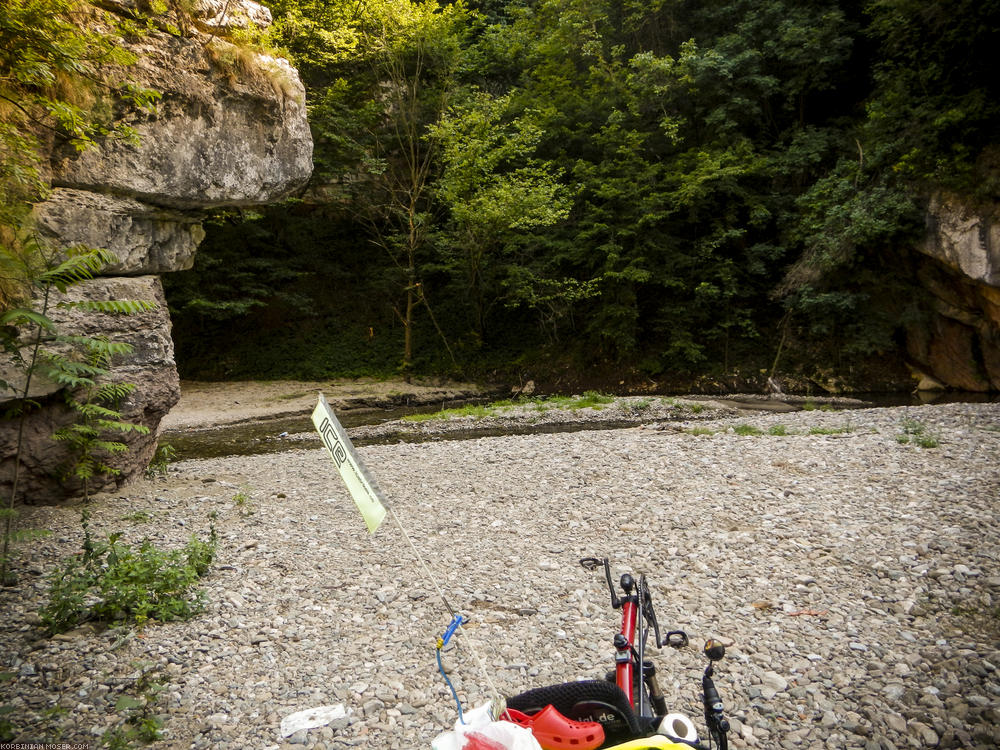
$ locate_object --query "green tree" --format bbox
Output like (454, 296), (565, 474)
(167, 0), (1000, 388)
(274, 0), (473, 376)
(774, 0), (1000, 368)
(863, 0), (1000, 195)
(430, 91), (572, 344)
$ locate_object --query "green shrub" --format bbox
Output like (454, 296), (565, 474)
(404, 403), (491, 422)
(768, 424), (788, 435)
(733, 424), (763, 436)
(618, 398), (652, 417)
(232, 490), (256, 516)
(570, 391), (614, 409)
(41, 515), (216, 633)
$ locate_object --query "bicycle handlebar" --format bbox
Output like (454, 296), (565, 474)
(580, 556), (623, 608)
(580, 557), (685, 651)
(580, 556), (730, 750)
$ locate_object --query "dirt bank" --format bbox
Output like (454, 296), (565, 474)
(160, 378), (489, 431)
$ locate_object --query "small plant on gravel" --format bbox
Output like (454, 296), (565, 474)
(687, 427), (715, 436)
(101, 661), (165, 748)
(121, 510), (152, 523)
(404, 403), (492, 422)
(688, 402), (705, 414)
(896, 418), (939, 448)
(232, 489), (256, 516)
(40, 510), (217, 633)
(621, 398), (652, 416)
(144, 442), (176, 478)
(768, 424), (788, 435)
(802, 401), (839, 412)
(808, 426), (852, 435)
(733, 424), (763, 436)
(569, 391), (615, 410)
(543, 395), (573, 408)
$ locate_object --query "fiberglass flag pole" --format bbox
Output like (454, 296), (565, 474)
(311, 393), (505, 714)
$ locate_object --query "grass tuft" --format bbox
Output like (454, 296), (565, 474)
(896, 418), (939, 448)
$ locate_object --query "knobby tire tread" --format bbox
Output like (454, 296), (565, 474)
(507, 679), (641, 745)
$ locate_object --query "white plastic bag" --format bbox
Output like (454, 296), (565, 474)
(431, 703), (542, 750)
(279, 704), (348, 737)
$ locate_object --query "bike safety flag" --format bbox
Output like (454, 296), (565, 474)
(312, 393), (388, 533)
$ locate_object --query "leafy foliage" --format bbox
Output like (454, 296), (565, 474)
(0, 0), (159, 235)
(144, 442), (176, 478)
(166, 0), (999, 386)
(102, 662), (166, 747)
(54, 380), (151, 493)
(41, 511), (217, 633)
(1, 243), (155, 582)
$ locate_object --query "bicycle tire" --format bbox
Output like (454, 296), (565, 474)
(507, 679), (642, 746)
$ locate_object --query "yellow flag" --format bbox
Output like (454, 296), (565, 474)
(311, 393), (387, 533)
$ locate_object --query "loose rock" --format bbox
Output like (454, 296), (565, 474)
(1, 400), (998, 749)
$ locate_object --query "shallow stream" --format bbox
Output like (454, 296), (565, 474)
(161, 409), (640, 460)
(161, 390), (998, 461)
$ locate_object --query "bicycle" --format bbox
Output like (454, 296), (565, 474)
(504, 557), (731, 750)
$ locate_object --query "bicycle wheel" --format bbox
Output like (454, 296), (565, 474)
(507, 679), (641, 747)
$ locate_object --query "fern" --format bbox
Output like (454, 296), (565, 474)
(0, 308), (56, 332)
(60, 336), (135, 368)
(55, 381), (151, 495)
(96, 382), (136, 402)
(37, 248), (117, 292)
(38, 353), (100, 389)
(59, 299), (158, 314)
(2, 240), (152, 582)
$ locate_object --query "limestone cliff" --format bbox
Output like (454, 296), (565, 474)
(908, 194), (1000, 391)
(0, 0), (312, 501)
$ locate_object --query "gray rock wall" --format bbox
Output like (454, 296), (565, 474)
(909, 194), (1000, 391)
(1, 0), (312, 502)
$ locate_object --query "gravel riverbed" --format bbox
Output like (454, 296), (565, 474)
(2, 399), (1000, 749)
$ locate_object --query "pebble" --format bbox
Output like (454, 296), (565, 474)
(1, 400), (999, 749)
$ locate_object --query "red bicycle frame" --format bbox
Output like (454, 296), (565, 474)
(614, 578), (640, 707)
(581, 558), (686, 720)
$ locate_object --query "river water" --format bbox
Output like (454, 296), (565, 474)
(161, 390), (998, 461)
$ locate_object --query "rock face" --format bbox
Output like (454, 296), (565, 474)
(909, 194), (1000, 391)
(0, 0), (312, 502)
